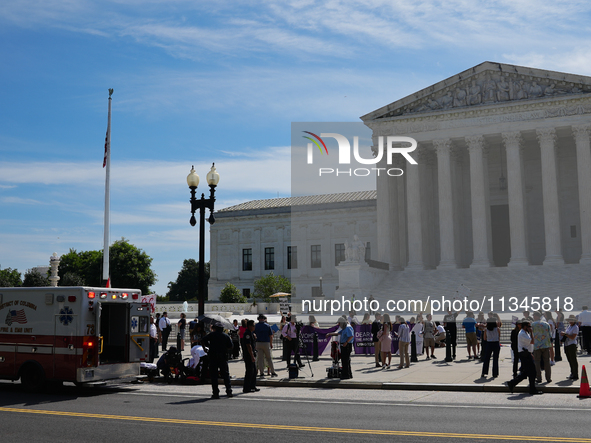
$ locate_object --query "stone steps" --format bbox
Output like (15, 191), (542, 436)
(370, 263), (591, 312)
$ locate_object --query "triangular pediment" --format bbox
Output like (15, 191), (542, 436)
(361, 61), (591, 122)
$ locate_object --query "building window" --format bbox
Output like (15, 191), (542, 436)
(243, 288), (251, 298)
(287, 246), (297, 269)
(311, 286), (321, 297)
(365, 242), (371, 261)
(242, 248), (252, 271)
(311, 245), (321, 268)
(335, 243), (345, 266)
(265, 247), (275, 270)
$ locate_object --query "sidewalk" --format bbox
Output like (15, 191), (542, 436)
(170, 344), (589, 394)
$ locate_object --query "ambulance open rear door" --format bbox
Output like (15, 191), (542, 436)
(128, 304), (150, 362)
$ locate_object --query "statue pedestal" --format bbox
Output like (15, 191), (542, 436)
(334, 260), (388, 301)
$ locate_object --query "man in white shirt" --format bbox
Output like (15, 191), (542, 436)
(434, 322), (446, 347)
(561, 315), (580, 380)
(578, 306), (591, 354)
(158, 312), (172, 351)
(149, 316), (158, 362)
(506, 321), (542, 395)
(347, 311), (360, 326)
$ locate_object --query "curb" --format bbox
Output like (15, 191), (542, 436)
(229, 378), (580, 394)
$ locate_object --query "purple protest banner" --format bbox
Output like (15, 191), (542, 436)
(299, 325), (339, 356)
(353, 324), (401, 355)
(353, 324), (374, 355)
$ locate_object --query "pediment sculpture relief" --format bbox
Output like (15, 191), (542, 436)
(379, 72), (589, 119)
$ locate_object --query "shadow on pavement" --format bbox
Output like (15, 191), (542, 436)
(0, 381), (138, 408)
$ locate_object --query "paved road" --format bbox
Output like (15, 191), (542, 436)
(1, 381), (591, 442)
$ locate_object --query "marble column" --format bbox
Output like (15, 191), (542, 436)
(405, 146), (426, 270)
(390, 156), (404, 270)
(466, 135), (493, 267)
(502, 132), (529, 266)
(434, 139), (458, 269)
(572, 125), (591, 263)
(537, 128), (564, 265)
(376, 153), (392, 264)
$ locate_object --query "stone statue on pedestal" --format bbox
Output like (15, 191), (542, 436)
(345, 235), (366, 263)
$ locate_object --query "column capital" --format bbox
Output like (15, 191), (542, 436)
(536, 127), (557, 144)
(433, 138), (453, 154)
(572, 124), (591, 141)
(502, 131), (522, 147)
(465, 135), (486, 152)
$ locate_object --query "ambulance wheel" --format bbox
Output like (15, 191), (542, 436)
(20, 363), (46, 392)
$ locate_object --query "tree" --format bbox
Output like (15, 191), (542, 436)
(58, 249), (102, 287)
(57, 239), (157, 294)
(23, 269), (50, 287)
(166, 259), (209, 302)
(0, 268), (22, 287)
(219, 282), (246, 303)
(109, 239), (157, 295)
(60, 272), (85, 287)
(253, 272), (292, 303)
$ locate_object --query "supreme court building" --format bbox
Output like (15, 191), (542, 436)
(359, 61), (591, 307)
(209, 62), (591, 308)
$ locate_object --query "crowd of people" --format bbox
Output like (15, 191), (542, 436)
(145, 305), (591, 398)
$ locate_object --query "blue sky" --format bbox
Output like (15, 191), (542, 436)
(1, 0), (591, 295)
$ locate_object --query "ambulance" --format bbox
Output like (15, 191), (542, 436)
(0, 286), (151, 390)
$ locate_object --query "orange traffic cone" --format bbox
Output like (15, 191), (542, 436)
(578, 365), (590, 398)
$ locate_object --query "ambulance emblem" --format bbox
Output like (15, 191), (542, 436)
(5, 309), (27, 326)
(59, 307), (74, 326)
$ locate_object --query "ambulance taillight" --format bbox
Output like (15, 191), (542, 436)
(82, 336), (97, 367)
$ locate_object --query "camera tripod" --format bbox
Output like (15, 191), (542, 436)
(297, 334), (314, 377)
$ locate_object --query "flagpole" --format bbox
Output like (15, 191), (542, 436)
(102, 88), (113, 288)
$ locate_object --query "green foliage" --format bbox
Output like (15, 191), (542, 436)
(58, 249), (102, 287)
(23, 269), (51, 287)
(109, 239), (157, 294)
(166, 259), (209, 301)
(253, 272), (292, 303)
(156, 295), (169, 302)
(60, 272), (85, 287)
(0, 268), (22, 287)
(58, 239), (157, 294)
(219, 282), (246, 303)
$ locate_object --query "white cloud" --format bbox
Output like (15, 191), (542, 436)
(0, 148), (291, 194)
(3, 0), (590, 65)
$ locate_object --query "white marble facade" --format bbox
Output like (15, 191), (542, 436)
(208, 193), (378, 301)
(209, 62), (591, 308)
(362, 62), (591, 273)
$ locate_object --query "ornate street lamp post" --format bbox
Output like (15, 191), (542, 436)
(187, 163), (220, 317)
